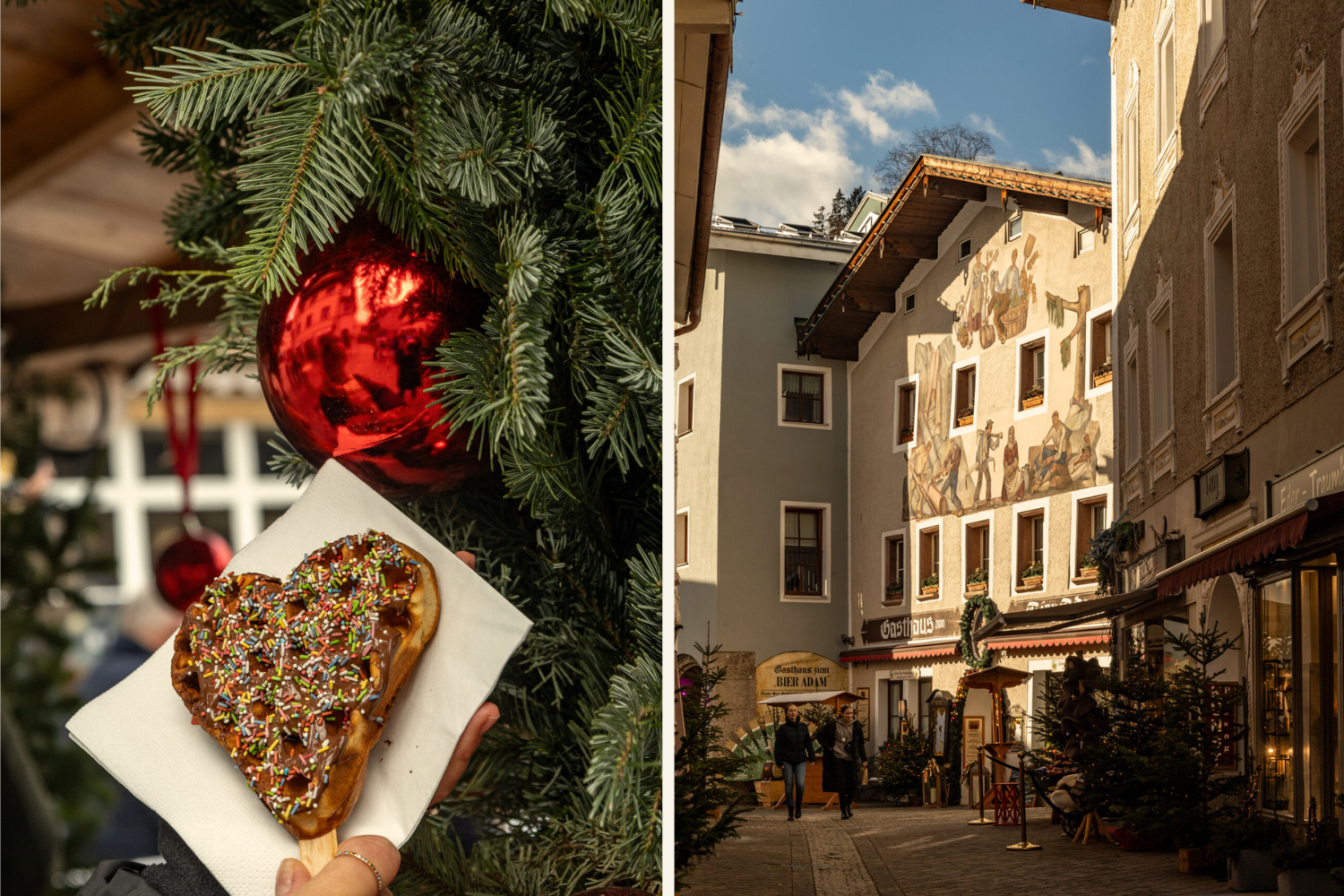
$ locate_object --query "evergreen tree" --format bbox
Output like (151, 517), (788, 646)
(87, 1), (661, 892)
(674, 645), (749, 880)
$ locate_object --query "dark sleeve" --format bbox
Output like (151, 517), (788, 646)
(806, 731), (816, 761)
(77, 862), (161, 896)
(816, 721), (832, 751)
(140, 823), (229, 896)
(857, 723), (868, 763)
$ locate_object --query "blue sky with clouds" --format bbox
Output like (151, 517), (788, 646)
(715, 0), (1112, 225)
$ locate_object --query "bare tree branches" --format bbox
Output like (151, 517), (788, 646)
(875, 121), (996, 193)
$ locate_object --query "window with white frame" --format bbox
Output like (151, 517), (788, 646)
(1207, 213), (1237, 397)
(1124, 92), (1140, 222)
(918, 524), (940, 596)
(884, 533), (905, 605)
(1075, 495), (1109, 579)
(783, 505), (826, 599)
(1151, 305), (1174, 439)
(675, 509), (689, 567)
(1076, 227), (1096, 256)
(1091, 312), (1114, 388)
(959, 239), (972, 261)
(676, 376), (694, 436)
(1198, 0), (1225, 76)
(1125, 352), (1141, 469)
(1016, 508), (1045, 588)
(895, 378), (918, 447)
(1284, 104), (1324, 310)
(1007, 213), (1023, 242)
(904, 292), (916, 314)
(953, 362), (977, 429)
(1020, 339), (1045, 410)
(1156, 15), (1177, 153)
(964, 519), (990, 591)
(778, 364), (831, 428)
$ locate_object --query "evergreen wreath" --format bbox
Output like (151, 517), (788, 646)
(958, 594), (999, 672)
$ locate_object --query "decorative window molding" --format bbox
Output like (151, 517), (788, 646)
(1250, 0), (1269, 36)
(1192, 502), (1258, 552)
(1122, 322), (1143, 477)
(1150, 431), (1177, 486)
(1203, 175), (1239, 430)
(1197, 0), (1228, 123)
(1154, 3), (1180, 194)
(1198, 42), (1228, 125)
(1203, 386), (1243, 454)
(777, 363), (833, 430)
(1123, 460), (1146, 510)
(1122, 64), (1141, 257)
(1014, 328), (1050, 421)
(892, 373), (919, 454)
(1146, 270), (1174, 447)
(1275, 44), (1332, 382)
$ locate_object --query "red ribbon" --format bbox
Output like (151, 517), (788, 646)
(149, 290), (199, 516)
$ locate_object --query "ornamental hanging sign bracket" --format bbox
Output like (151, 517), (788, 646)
(1195, 448), (1250, 520)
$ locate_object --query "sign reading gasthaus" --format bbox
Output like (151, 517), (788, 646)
(1271, 443), (1344, 517)
(861, 609), (957, 645)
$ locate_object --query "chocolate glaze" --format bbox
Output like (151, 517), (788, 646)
(175, 531), (420, 824)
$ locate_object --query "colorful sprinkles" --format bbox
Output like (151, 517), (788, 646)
(177, 531), (419, 826)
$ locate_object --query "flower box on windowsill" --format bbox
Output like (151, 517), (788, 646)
(899, 426), (915, 444)
(1072, 567), (1098, 586)
(1092, 364), (1113, 388)
(920, 586), (939, 598)
(884, 588), (904, 605)
(965, 582), (987, 595)
(1016, 576), (1043, 592)
(955, 411), (975, 428)
(1021, 394), (1044, 410)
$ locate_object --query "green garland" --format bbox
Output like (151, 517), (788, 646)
(945, 673), (970, 805)
(958, 594), (999, 672)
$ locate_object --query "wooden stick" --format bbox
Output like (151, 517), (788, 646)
(300, 831), (338, 875)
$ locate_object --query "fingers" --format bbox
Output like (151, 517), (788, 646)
(277, 835), (402, 896)
(454, 550), (475, 571)
(430, 701), (500, 805)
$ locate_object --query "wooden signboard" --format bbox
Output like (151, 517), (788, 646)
(856, 687), (870, 728)
(964, 716), (985, 763)
(754, 651), (847, 725)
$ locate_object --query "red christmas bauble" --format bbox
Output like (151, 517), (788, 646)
(256, 217), (490, 499)
(155, 529), (233, 611)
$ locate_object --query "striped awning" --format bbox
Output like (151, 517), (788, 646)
(840, 642), (958, 663)
(986, 631), (1110, 650)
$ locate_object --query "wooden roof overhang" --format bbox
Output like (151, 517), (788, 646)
(797, 155), (1112, 361)
(1018, 0), (1112, 22)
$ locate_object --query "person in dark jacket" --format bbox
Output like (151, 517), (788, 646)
(816, 703), (867, 819)
(772, 704), (815, 821)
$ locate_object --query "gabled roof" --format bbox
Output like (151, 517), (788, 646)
(844, 191), (889, 235)
(796, 155), (1111, 361)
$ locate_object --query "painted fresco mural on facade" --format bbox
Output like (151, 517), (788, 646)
(906, 235), (1102, 521)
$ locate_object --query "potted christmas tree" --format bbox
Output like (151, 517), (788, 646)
(1273, 798), (1344, 896)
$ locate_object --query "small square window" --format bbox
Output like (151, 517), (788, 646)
(959, 239), (972, 261)
(677, 378), (694, 436)
(675, 510), (689, 567)
(1077, 228), (1095, 255)
(1020, 340), (1045, 410)
(904, 293), (916, 314)
(897, 383), (917, 444)
(885, 535), (905, 604)
(1007, 214), (1023, 242)
(954, 364), (977, 428)
(782, 370), (825, 425)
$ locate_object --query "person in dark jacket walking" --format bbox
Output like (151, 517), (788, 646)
(817, 703), (867, 819)
(772, 704), (815, 821)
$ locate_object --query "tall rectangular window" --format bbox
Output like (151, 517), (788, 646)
(1285, 107), (1323, 307)
(898, 383), (916, 444)
(1157, 22), (1177, 149)
(1209, 219), (1237, 395)
(966, 521), (990, 583)
(1199, 0), (1225, 74)
(919, 527), (940, 593)
(1261, 578), (1294, 813)
(1017, 510), (1045, 584)
(1152, 308), (1173, 437)
(885, 535), (905, 604)
(782, 370), (824, 424)
(1125, 354), (1140, 467)
(676, 378), (694, 436)
(1124, 101), (1140, 218)
(784, 507), (823, 596)
(675, 510), (689, 567)
(1020, 340), (1045, 409)
(954, 364), (977, 427)
(1076, 496), (1108, 576)
(1091, 312), (1113, 386)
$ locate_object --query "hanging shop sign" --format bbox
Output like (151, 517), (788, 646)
(1006, 594), (1092, 614)
(1267, 442), (1344, 517)
(755, 651), (848, 725)
(860, 608), (958, 645)
(1195, 449), (1250, 520)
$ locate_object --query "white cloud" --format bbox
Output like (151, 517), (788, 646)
(967, 113), (1005, 143)
(835, 71), (936, 143)
(724, 82), (819, 132)
(1040, 137), (1111, 181)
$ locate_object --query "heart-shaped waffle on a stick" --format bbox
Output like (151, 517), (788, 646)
(170, 530), (439, 839)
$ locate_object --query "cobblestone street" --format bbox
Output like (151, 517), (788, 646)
(680, 805), (1275, 896)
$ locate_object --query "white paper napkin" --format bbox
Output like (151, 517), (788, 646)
(67, 460), (532, 896)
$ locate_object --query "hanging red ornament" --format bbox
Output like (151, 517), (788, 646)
(256, 217), (490, 499)
(155, 526), (233, 612)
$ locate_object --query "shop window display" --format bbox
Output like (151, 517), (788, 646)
(1260, 578), (1293, 812)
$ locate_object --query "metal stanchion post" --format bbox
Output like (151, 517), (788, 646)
(967, 745), (992, 825)
(1006, 756), (1041, 851)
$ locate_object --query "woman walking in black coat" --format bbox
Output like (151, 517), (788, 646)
(816, 703), (866, 819)
(773, 704), (815, 821)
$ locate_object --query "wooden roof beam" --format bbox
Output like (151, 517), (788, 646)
(923, 176), (987, 202)
(1003, 189), (1069, 217)
(801, 336), (859, 362)
(842, 290), (895, 314)
(879, 234), (939, 261)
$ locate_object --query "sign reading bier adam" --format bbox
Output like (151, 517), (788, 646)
(755, 651), (847, 724)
